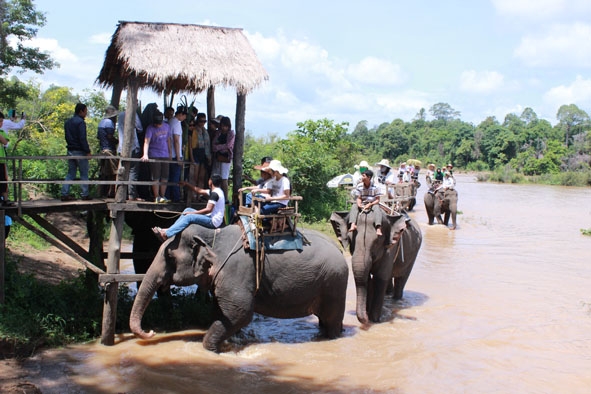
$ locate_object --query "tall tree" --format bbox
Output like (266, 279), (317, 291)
(556, 104), (590, 147)
(0, 0), (56, 104)
(429, 102), (461, 122)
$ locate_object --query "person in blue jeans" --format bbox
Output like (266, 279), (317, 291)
(61, 103), (92, 201)
(152, 175), (225, 241)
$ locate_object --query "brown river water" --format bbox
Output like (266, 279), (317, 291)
(22, 174), (591, 393)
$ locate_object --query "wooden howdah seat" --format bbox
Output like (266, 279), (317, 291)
(238, 193), (302, 236)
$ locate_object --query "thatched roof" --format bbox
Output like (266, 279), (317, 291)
(96, 21), (268, 95)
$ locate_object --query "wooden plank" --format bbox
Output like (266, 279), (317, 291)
(12, 216), (105, 275)
(0, 210), (5, 304)
(28, 213), (89, 260)
(99, 273), (145, 283)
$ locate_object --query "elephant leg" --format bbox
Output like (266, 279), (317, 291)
(392, 275), (410, 300)
(443, 210), (450, 226)
(203, 298), (254, 352)
(316, 283), (346, 339)
(367, 277), (389, 322)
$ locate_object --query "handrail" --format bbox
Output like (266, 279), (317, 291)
(1, 155), (193, 209)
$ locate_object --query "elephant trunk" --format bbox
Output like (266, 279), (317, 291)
(352, 251), (372, 325)
(129, 259), (166, 339)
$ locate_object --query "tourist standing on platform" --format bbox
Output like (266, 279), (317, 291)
(117, 110), (144, 201)
(165, 106), (187, 202)
(187, 113), (211, 190)
(0, 112), (15, 206)
(141, 111), (171, 203)
(97, 105), (119, 198)
(211, 116), (235, 201)
(1, 110), (25, 131)
(61, 103), (92, 201)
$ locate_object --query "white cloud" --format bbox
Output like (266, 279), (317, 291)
(244, 31), (282, 62)
(543, 75), (591, 106)
(347, 57), (404, 86)
(514, 23), (591, 67)
(459, 70), (505, 93)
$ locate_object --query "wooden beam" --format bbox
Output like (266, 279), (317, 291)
(0, 210), (5, 304)
(102, 78), (139, 346)
(12, 216), (105, 275)
(28, 213), (89, 260)
(99, 273), (145, 283)
(233, 93), (246, 206)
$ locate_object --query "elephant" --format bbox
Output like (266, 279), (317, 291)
(424, 187), (458, 230)
(330, 206), (422, 324)
(129, 223), (349, 353)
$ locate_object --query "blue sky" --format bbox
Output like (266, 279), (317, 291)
(12, 0), (591, 137)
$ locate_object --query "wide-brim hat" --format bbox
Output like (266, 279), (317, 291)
(359, 160), (369, 167)
(428, 163), (436, 169)
(268, 159), (288, 174)
(104, 105), (118, 119)
(254, 161), (272, 173)
(375, 159), (391, 168)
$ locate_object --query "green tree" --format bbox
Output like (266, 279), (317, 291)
(429, 102), (461, 122)
(277, 119), (354, 221)
(556, 104), (590, 147)
(0, 0), (56, 74)
(0, 0), (56, 105)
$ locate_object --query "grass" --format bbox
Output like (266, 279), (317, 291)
(476, 168), (591, 187)
(0, 254), (213, 358)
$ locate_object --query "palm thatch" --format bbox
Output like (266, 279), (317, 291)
(96, 21), (268, 95)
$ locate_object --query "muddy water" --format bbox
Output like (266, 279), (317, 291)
(24, 174), (591, 393)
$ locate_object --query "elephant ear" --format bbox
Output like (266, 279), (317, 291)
(385, 211), (408, 241)
(190, 235), (219, 279)
(330, 211), (350, 251)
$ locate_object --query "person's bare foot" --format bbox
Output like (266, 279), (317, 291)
(376, 227), (382, 236)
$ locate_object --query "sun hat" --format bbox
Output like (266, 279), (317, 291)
(104, 105), (118, 119)
(210, 115), (223, 124)
(268, 159), (288, 174)
(375, 159), (391, 168)
(254, 161), (272, 172)
(428, 163), (436, 170)
(358, 160), (369, 167)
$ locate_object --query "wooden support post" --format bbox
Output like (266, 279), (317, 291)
(233, 93), (246, 206)
(101, 78), (139, 345)
(0, 210), (5, 304)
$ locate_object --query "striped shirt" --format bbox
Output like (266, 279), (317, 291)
(353, 181), (381, 204)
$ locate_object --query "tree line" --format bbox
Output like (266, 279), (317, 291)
(2, 0), (590, 223)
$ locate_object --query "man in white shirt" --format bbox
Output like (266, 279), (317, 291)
(152, 175), (226, 241)
(2, 112), (25, 131)
(165, 107), (187, 202)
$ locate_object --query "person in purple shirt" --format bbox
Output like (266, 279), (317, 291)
(141, 111), (171, 203)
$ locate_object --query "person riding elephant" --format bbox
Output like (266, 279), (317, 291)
(424, 187), (458, 230)
(129, 223), (349, 352)
(331, 207), (422, 325)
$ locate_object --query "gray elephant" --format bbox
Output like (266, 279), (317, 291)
(129, 223), (349, 352)
(424, 187), (458, 230)
(330, 207), (422, 324)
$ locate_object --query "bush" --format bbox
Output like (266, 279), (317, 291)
(0, 256), (214, 356)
